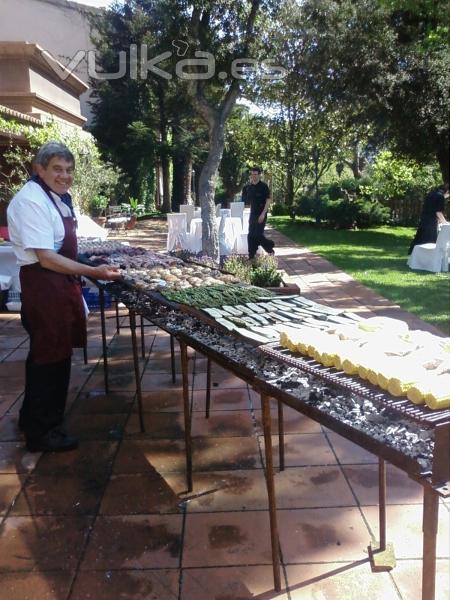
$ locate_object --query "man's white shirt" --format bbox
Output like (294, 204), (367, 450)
(8, 181), (72, 266)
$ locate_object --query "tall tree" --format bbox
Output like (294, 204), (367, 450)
(300, 0), (449, 182)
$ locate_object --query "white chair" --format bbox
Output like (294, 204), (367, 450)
(242, 210), (250, 234)
(407, 223), (450, 273)
(179, 204), (195, 230)
(235, 232), (248, 254)
(193, 208), (201, 219)
(230, 201), (244, 221)
(215, 204), (221, 217)
(187, 217), (203, 253)
(166, 213), (187, 251)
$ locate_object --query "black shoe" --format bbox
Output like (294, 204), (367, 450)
(26, 429), (79, 453)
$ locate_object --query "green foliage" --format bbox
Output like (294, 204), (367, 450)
(369, 151), (441, 202)
(0, 118), (121, 212)
(250, 255), (283, 287)
(223, 254), (283, 287)
(89, 195), (109, 217)
(271, 203), (292, 217)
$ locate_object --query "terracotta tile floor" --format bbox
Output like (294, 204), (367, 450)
(0, 221), (449, 599)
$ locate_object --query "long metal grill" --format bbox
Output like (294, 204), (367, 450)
(260, 343), (450, 427)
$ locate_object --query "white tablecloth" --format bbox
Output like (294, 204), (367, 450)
(186, 215), (243, 255)
(0, 244), (20, 291)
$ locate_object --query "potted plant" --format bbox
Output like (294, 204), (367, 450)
(89, 195), (109, 227)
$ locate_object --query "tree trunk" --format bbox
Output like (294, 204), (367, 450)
(437, 141), (449, 185)
(171, 153), (185, 212)
(183, 154), (193, 205)
(285, 166), (294, 207)
(154, 161), (161, 210)
(199, 121), (226, 260)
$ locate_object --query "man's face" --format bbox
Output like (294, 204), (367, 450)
(36, 157), (74, 195)
(250, 170), (261, 184)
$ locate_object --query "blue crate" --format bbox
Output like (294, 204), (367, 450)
(82, 287), (112, 310)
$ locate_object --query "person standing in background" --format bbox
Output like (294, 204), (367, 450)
(408, 184), (449, 254)
(242, 167), (275, 259)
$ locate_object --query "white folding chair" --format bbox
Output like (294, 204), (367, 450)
(193, 208), (201, 219)
(242, 211), (250, 234)
(179, 204), (195, 230)
(166, 213), (187, 251)
(230, 201), (244, 221)
(407, 223), (450, 273)
(187, 217), (203, 253)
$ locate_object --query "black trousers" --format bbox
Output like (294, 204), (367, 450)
(20, 313), (71, 441)
(247, 217), (274, 259)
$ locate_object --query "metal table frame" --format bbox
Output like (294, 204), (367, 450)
(91, 283), (448, 600)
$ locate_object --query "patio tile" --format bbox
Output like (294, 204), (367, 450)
(181, 565), (289, 599)
(361, 504), (450, 559)
(10, 474), (107, 516)
(0, 442), (41, 474)
(146, 356), (183, 372)
(0, 335), (28, 350)
(390, 559), (450, 600)
(286, 561), (399, 600)
(260, 434), (337, 468)
(70, 390), (135, 414)
(193, 371), (247, 390)
(65, 413), (128, 440)
(113, 439), (187, 474)
(1, 376), (25, 394)
(100, 473), (183, 515)
(71, 569), (179, 600)
(274, 466), (356, 509)
(183, 511), (273, 567)
(141, 372), (183, 392)
(0, 394), (20, 418)
(193, 437), (262, 471)
(192, 388), (252, 412)
(83, 372), (137, 392)
(134, 389), (185, 412)
(0, 414), (22, 441)
(0, 572), (73, 600)
(254, 406), (322, 434)
(125, 412), (185, 438)
(34, 441), (118, 477)
(325, 433), (378, 465)
(81, 514), (183, 570)
(191, 411), (255, 437)
(0, 361), (25, 378)
(179, 469), (268, 512)
(278, 507), (371, 563)
(342, 463), (424, 505)
(0, 473), (24, 515)
(0, 516), (92, 571)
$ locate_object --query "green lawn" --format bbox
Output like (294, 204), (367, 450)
(269, 216), (450, 335)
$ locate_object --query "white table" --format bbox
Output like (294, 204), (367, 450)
(186, 215), (243, 255)
(0, 244), (20, 291)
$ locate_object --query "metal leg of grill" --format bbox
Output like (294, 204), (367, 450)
(180, 340), (193, 492)
(277, 400), (285, 471)
(170, 335), (176, 383)
(99, 287), (109, 394)
(261, 393), (281, 592)
(140, 315), (145, 358)
(422, 487), (439, 600)
(115, 298), (120, 334)
(368, 457), (395, 571)
(83, 345), (88, 365)
(205, 358), (212, 419)
(129, 309), (145, 433)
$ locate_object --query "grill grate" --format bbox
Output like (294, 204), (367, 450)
(260, 343), (450, 427)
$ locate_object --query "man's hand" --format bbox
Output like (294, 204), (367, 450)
(258, 213), (266, 224)
(92, 264), (122, 281)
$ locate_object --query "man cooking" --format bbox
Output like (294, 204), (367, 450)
(7, 141), (121, 453)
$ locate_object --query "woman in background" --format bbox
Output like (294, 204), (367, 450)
(408, 184), (449, 254)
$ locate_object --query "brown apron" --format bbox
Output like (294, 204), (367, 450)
(20, 185), (86, 365)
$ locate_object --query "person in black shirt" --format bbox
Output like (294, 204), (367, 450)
(408, 184), (449, 254)
(242, 167), (275, 259)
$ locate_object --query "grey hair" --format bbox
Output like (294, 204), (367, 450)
(34, 141), (75, 168)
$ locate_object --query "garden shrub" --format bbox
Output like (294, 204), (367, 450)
(271, 203), (291, 216)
